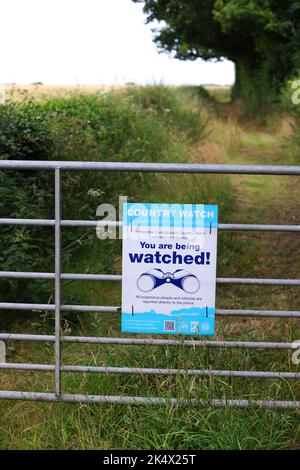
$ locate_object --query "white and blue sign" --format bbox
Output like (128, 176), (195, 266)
(121, 203), (218, 336)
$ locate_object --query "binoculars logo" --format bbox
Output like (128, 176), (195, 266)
(0, 341), (5, 363)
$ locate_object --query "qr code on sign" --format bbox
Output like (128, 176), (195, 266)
(164, 320), (175, 332)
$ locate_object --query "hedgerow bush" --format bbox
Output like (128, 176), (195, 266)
(0, 87), (208, 306)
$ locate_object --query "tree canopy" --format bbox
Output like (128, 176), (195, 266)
(134, 1), (300, 110)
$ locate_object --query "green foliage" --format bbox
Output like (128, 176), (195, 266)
(1, 88), (299, 451)
(134, 0), (300, 112)
(291, 124), (300, 165)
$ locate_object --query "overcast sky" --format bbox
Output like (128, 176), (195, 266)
(1, 0), (235, 86)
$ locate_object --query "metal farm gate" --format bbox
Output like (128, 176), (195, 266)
(0, 160), (300, 408)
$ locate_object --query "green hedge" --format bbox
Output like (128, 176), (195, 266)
(0, 87), (208, 306)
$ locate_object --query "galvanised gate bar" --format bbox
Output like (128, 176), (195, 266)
(0, 160), (300, 408)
